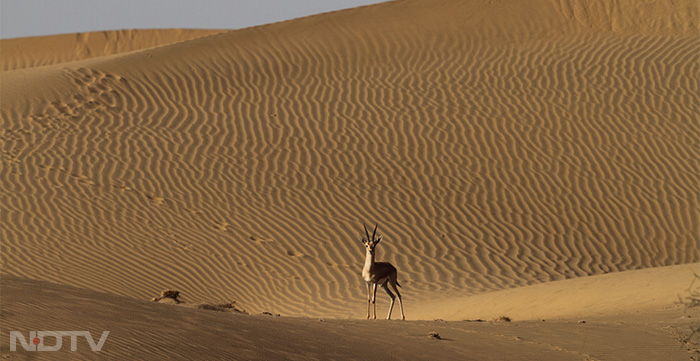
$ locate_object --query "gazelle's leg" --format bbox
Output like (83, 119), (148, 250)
(372, 283), (378, 319)
(382, 281), (396, 320)
(366, 282), (372, 319)
(389, 275), (405, 320)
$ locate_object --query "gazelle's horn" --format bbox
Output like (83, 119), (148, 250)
(372, 224), (378, 242)
(364, 223), (371, 241)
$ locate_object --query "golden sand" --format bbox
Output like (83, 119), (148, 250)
(1, 0), (698, 359)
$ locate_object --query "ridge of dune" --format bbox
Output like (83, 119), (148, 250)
(2, 275), (694, 360)
(0, 29), (226, 71)
(1, 0), (698, 320)
(552, 0), (699, 36)
(412, 262), (700, 321)
(0, 275), (697, 361)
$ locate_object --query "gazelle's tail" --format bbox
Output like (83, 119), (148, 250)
(396, 280), (402, 288)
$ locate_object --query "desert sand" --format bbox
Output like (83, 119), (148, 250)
(1, 0), (698, 359)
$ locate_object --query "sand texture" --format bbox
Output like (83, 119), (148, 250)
(1, 0), (699, 359)
(2, 275), (696, 360)
(1, 29), (225, 71)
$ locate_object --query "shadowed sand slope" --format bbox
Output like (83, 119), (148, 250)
(1, 0), (698, 319)
(0, 29), (225, 71)
(1, 275), (695, 361)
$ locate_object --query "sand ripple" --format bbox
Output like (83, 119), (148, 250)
(1, 0), (697, 318)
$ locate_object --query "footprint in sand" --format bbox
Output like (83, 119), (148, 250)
(147, 194), (166, 206)
(73, 174), (95, 186)
(214, 221), (229, 231)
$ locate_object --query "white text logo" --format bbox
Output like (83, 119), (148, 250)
(9, 331), (109, 352)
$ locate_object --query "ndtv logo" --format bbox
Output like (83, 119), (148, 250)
(10, 331), (109, 352)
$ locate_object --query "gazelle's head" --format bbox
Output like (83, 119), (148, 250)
(360, 223), (383, 254)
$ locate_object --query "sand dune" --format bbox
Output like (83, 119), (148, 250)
(2, 274), (695, 360)
(1, 0), (698, 335)
(415, 262), (699, 321)
(0, 29), (224, 71)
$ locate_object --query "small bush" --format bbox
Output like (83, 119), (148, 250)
(678, 273), (700, 360)
(428, 331), (442, 340)
(151, 289), (183, 303)
(218, 301), (248, 314)
(497, 315), (511, 322)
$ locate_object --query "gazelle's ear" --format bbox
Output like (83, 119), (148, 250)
(360, 236), (366, 244)
(375, 235), (383, 244)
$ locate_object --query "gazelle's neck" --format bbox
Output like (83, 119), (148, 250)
(363, 249), (375, 271)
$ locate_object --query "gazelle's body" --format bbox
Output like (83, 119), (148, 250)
(361, 224), (405, 320)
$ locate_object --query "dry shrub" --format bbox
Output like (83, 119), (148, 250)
(428, 331), (442, 340)
(151, 289), (183, 304)
(678, 274), (700, 360)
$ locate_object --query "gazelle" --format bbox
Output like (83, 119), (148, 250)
(360, 224), (405, 320)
